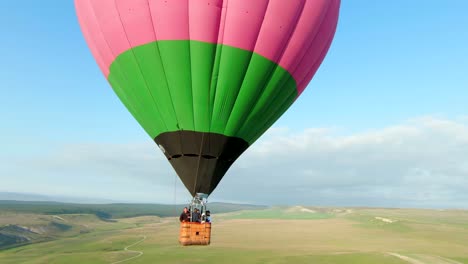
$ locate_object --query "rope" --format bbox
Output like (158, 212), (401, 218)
(174, 172), (177, 218)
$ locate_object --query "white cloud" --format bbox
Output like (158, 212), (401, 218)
(2, 116), (468, 208)
(213, 116), (468, 208)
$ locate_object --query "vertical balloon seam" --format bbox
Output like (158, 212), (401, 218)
(238, 74), (296, 142)
(87, 0), (162, 137)
(223, 55), (278, 136)
(226, 1), (269, 134)
(209, 0), (228, 132)
(76, 0), (110, 76)
(101, 2), (150, 133)
(109, 31), (165, 138)
(108, 74), (148, 136)
(222, 7), (276, 136)
(249, 1), (340, 142)
(208, 44), (223, 135)
(145, 1), (180, 131)
(249, 0), (341, 142)
(224, 1), (307, 137)
(109, 1), (167, 138)
(220, 0), (269, 137)
(294, 0), (340, 95)
(75, 3), (108, 76)
(206, 2), (228, 192)
(115, 1), (171, 134)
(185, 4), (195, 133)
(145, 2), (183, 133)
(109, 53), (161, 137)
(240, 74), (296, 142)
(250, 90), (297, 143)
(286, 0), (334, 94)
(212, 1), (232, 133)
(210, 1), (266, 136)
(211, 3), (228, 136)
(187, 2), (204, 196)
(148, 4), (185, 156)
(297, 25), (338, 95)
(296, 11), (338, 96)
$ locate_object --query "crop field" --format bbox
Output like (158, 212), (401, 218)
(1, 206), (468, 264)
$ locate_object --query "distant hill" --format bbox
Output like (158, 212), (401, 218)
(0, 200), (267, 249)
(0, 192), (51, 201)
(0, 192), (120, 204)
(0, 200), (267, 219)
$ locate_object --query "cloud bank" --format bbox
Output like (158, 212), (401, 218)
(2, 116), (468, 208)
(217, 116), (468, 208)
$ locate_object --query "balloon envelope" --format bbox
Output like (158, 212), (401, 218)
(75, 0), (340, 196)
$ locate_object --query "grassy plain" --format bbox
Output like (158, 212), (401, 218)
(1, 207), (467, 264)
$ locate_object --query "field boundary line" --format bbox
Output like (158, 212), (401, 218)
(387, 252), (425, 264)
(111, 235), (147, 264)
(387, 252), (463, 264)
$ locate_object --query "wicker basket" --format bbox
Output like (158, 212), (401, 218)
(179, 222), (211, 246)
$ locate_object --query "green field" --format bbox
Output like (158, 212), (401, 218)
(1, 206), (468, 263)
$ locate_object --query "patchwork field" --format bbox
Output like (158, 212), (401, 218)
(1, 206), (467, 264)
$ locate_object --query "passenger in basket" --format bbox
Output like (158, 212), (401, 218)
(191, 208), (201, 222)
(205, 210), (211, 223)
(179, 207), (190, 222)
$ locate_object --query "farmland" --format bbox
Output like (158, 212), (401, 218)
(1, 204), (467, 263)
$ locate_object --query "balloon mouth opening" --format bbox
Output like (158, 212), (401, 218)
(155, 131), (250, 195)
(201, 155), (216, 160)
(195, 193), (209, 200)
(168, 154), (218, 160)
(170, 154), (182, 160)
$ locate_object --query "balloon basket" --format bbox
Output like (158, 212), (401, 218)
(179, 222), (211, 246)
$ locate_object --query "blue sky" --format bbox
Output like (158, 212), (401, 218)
(1, 1), (467, 207)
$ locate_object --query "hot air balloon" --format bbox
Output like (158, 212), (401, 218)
(75, 0), (340, 245)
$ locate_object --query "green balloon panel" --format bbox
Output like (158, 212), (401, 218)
(108, 40), (298, 145)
